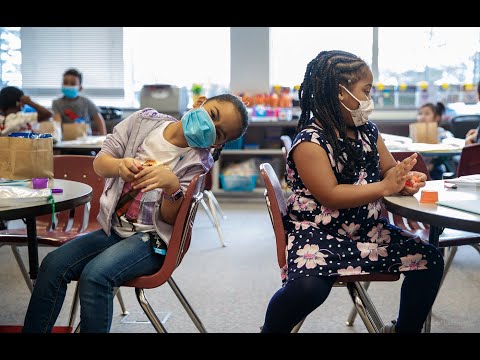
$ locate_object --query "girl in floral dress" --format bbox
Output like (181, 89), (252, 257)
(261, 50), (444, 333)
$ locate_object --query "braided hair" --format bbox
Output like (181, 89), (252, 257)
(296, 50), (371, 183)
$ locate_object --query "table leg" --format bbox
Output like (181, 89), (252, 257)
(25, 217), (38, 283)
(423, 225), (443, 333)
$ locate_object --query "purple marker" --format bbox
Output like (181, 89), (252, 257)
(51, 188), (63, 194)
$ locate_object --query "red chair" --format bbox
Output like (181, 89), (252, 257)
(259, 162), (400, 333)
(72, 173), (208, 333)
(456, 143), (480, 177)
(0, 155), (128, 329)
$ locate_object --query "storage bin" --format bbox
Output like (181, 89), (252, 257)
(220, 174), (257, 192)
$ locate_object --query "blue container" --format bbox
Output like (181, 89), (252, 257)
(220, 174), (257, 192)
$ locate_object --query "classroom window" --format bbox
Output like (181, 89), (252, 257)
(0, 27), (22, 88)
(123, 27), (230, 108)
(270, 27), (374, 88)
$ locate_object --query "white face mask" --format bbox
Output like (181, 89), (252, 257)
(339, 84), (374, 127)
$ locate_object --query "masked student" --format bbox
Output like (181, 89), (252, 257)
(0, 86), (52, 136)
(260, 50), (444, 334)
(51, 68), (107, 138)
(23, 94), (248, 333)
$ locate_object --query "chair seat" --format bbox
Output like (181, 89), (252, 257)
(336, 273), (400, 283)
(123, 272), (168, 289)
(410, 228), (480, 248)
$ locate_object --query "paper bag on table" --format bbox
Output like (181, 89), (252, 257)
(62, 122), (88, 141)
(0, 136), (54, 180)
(38, 120), (62, 143)
(409, 122), (438, 144)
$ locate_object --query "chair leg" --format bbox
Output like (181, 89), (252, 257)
(346, 282), (384, 333)
(10, 246), (34, 293)
(345, 281), (371, 326)
(114, 288), (129, 316)
(291, 318), (305, 333)
(204, 190), (227, 220)
(167, 277), (208, 333)
(201, 199), (216, 225)
(439, 246), (458, 290)
(67, 282), (80, 329)
(134, 288), (167, 333)
(470, 243), (480, 256)
(207, 195), (227, 247)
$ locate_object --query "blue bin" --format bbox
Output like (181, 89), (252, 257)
(220, 174), (257, 192)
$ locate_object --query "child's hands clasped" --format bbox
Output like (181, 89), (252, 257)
(382, 153), (418, 196)
(132, 164), (180, 193)
(400, 171), (427, 196)
(118, 157), (143, 183)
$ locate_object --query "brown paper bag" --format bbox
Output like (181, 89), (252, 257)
(62, 122), (88, 141)
(0, 137), (54, 180)
(38, 120), (62, 143)
(409, 122), (438, 144)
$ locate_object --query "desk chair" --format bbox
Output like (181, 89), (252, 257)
(280, 135), (292, 160)
(449, 115), (480, 139)
(260, 162), (400, 333)
(73, 173), (207, 333)
(0, 155), (128, 329)
(200, 169), (227, 247)
(346, 151), (480, 327)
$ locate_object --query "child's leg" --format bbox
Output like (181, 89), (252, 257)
(396, 248), (444, 333)
(261, 275), (336, 333)
(23, 229), (119, 333)
(77, 232), (165, 333)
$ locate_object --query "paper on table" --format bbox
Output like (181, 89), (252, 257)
(444, 175), (480, 189)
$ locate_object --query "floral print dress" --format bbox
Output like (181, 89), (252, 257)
(283, 121), (442, 284)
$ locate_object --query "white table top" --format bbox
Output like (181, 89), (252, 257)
(383, 180), (480, 233)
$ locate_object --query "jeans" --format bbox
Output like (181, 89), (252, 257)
(22, 229), (165, 333)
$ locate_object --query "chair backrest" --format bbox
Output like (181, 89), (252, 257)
(390, 152), (431, 181)
(123, 173), (206, 289)
(259, 163), (288, 269)
(456, 143), (480, 177)
(449, 115), (480, 139)
(280, 135), (292, 160)
(53, 155), (104, 232)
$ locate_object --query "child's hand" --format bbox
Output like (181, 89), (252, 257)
(400, 171), (427, 196)
(118, 157), (143, 182)
(132, 164), (180, 193)
(19, 95), (32, 105)
(382, 153), (418, 196)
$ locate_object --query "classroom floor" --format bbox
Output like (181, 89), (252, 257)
(1, 201), (480, 333)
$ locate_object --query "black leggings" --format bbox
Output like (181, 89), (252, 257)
(261, 259), (444, 333)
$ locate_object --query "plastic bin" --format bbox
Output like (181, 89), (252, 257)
(220, 174), (258, 192)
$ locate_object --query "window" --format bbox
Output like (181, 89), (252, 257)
(124, 27), (230, 108)
(20, 27), (124, 107)
(0, 27), (22, 87)
(270, 27), (373, 87)
(378, 27), (480, 86)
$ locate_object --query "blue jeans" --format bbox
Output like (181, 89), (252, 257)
(22, 229), (165, 333)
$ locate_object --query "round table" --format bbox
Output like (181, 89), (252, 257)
(0, 179), (93, 280)
(383, 180), (480, 247)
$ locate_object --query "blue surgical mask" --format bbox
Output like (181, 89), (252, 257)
(181, 105), (216, 148)
(62, 86), (79, 99)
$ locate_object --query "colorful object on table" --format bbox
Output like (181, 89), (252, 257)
(51, 188), (63, 194)
(405, 175), (419, 188)
(32, 177), (48, 189)
(420, 190), (439, 203)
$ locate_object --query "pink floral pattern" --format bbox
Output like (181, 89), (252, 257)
(294, 244), (329, 269)
(292, 197), (318, 212)
(367, 200), (382, 220)
(367, 223), (391, 244)
(357, 242), (388, 261)
(337, 266), (369, 276)
(314, 206), (339, 225)
(338, 222), (360, 241)
(399, 253), (428, 271)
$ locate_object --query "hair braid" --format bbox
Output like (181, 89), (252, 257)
(296, 50), (373, 183)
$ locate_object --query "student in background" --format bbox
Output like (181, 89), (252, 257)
(52, 68), (107, 137)
(260, 50), (444, 334)
(416, 102), (454, 179)
(0, 86), (52, 136)
(464, 81), (480, 145)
